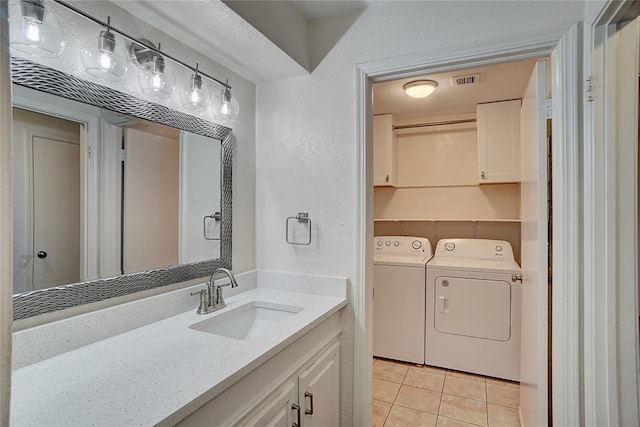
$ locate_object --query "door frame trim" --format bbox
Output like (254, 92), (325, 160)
(585, 1), (640, 424)
(354, 23), (580, 425)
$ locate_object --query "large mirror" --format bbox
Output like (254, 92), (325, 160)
(11, 56), (233, 320)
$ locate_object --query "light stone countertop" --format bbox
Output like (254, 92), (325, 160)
(10, 283), (346, 426)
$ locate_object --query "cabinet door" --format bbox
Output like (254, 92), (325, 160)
(477, 100), (521, 183)
(298, 342), (340, 427)
(239, 380), (297, 427)
(373, 114), (397, 186)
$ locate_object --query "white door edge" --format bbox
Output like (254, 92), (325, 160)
(355, 23), (580, 426)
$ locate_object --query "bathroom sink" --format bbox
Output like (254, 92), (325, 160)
(189, 301), (303, 340)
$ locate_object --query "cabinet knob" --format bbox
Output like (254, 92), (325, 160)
(385, 174), (389, 182)
(481, 171), (486, 180)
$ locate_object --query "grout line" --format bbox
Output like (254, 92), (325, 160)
(485, 380), (489, 427)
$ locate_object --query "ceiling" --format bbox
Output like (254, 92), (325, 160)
(373, 59), (539, 121)
(290, 0), (384, 20)
(111, 0), (385, 83)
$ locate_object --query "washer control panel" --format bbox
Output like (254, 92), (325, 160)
(374, 236), (432, 256)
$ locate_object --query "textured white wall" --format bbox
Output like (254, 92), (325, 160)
(10, 0), (256, 274)
(255, 1), (584, 423)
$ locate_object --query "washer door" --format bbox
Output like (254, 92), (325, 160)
(433, 276), (511, 341)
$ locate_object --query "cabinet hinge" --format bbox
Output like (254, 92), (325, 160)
(87, 146), (92, 159)
(539, 98), (552, 120)
(546, 98), (552, 119)
(586, 76), (595, 103)
(120, 148), (127, 161)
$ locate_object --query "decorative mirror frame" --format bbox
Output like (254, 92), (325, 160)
(10, 56), (233, 320)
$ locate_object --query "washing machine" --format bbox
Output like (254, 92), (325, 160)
(426, 239), (521, 381)
(373, 236), (432, 364)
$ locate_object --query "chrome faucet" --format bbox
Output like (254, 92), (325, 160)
(191, 267), (238, 314)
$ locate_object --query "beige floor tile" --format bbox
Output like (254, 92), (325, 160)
(446, 370), (487, 383)
(487, 403), (520, 427)
(404, 368), (446, 392)
(443, 376), (487, 401)
(374, 359), (410, 383)
(436, 416), (481, 427)
(373, 379), (401, 403)
(439, 394), (488, 427)
(373, 399), (392, 427)
(485, 377), (519, 390)
(384, 405), (438, 427)
(486, 383), (519, 409)
(395, 385), (442, 414)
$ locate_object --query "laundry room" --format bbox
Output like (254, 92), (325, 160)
(372, 57), (550, 426)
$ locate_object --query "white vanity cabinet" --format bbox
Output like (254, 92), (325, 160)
(176, 312), (341, 427)
(241, 380), (298, 426)
(373, 114), (397, 187)
(476, 100), (521, 184)
(238, 342), (340, 427)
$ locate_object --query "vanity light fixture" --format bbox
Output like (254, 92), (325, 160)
(179, 63), (211, 112)
(21, 0), (239, 120)
(80, 17), (128, 82)
(8, 0), (65, 58)
(403, 79), (438, 99)
(212, 80), (240, 123)
(131, 40), (176, 100)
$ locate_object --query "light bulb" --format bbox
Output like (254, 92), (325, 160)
(136, 55), (175, 100)
(81, 28), (128, 82)
(24, 19), (41, 42)
(9, 0), (65, 58)
(98, 52), (113, 70)
(212, 85), (239, 123)
(179, 72), (211, 112)
(151, 73), (163, 89)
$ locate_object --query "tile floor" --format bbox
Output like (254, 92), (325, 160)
(373, 358), (520, 427)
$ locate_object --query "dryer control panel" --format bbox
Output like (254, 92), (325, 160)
(434, 238), (515, 262)
(374, 236), (433, 257)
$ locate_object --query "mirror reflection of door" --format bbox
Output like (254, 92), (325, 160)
(12, 108), (82, 291)
(122, 126), (179, 273)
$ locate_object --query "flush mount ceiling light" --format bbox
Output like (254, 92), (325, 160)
(131, 40), (175, 100)
(179, 63), (211, 112)
(8, 0), (65, 58)
(80, 17), (128, 82)
(403, 80), (438, 98)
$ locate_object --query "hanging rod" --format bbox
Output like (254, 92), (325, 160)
(51, 0), (231, 89)
(393, 118), (476, 130)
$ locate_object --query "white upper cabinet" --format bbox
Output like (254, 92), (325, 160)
(373, 114), (397, 186)
(476, 100), (521, 184)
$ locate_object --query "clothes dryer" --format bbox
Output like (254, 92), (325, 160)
(373, 236), (432, 364)
(426, 239), (521, 380)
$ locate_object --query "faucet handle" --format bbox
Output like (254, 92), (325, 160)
(213, 286), (227, 309)
(190, 289), (211, 315)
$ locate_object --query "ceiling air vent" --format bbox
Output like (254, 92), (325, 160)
(452, 74), (480, 86)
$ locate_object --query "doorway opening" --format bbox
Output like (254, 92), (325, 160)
(11, 107), (83, 293)
(370, 57), (551, 427)
(355, 24), (579, 427)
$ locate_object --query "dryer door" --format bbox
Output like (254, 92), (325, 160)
(433, 276), (511, 341)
